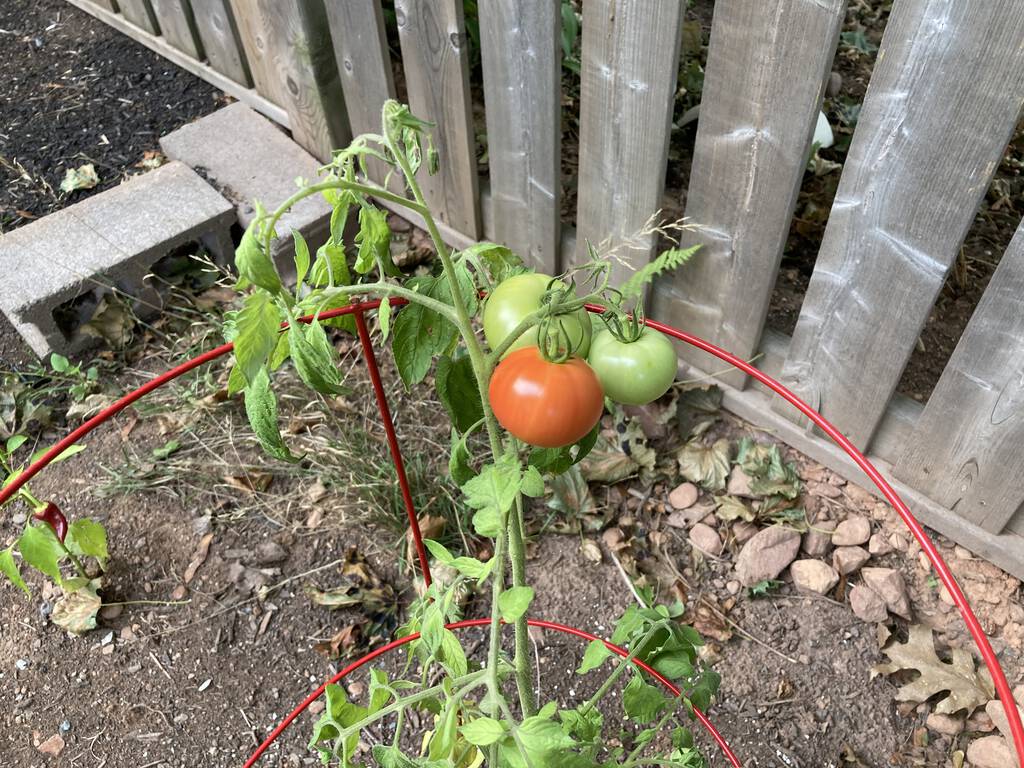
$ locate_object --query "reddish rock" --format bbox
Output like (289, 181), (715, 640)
(832, 545), (870, 576)
(832, 516), (871, 546)
(802, 520), (837, 557)
(689, 523), (723, 556)
(735, 527), (801, 587)
(862, 567), (912, 619)
(849, 584), (888, 623)
(790, 559), (839, 595)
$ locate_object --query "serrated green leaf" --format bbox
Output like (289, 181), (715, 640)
(498, 586), (534, 622)
(293, 230), (310, 288)
(424, 539), (454, 565)
(236, 218), (282, 295)
(463, 455), (521, 538)
(289, 320), (346, 394)
(0, 546), (28, 595)
(354, 205), (391, 274)
(310, 241), (352, 288)
(391, 276), (457, 389)
(449, 428), (476, 486)
(19, 523), (65, 582)
(577, 638), (611, 675)
(378, 299), (392, 341)
(622, 675), (669, 724)
(461, 717), (506, 746)
(520, 466), (544, 497)
(244, 368), (299, 462)
(235, 292), (281, 385)
(435, 354), (483, 433)
(65, 519), (108, 568)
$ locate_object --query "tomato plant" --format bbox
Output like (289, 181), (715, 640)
(588, 327), (678, 405)
(482, 272), (592, 358)
(489, 346), (604, 448)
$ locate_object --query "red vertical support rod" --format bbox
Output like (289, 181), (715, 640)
(352, 305), (432, 588)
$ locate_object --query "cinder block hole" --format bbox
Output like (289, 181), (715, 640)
(145, 241), (219, 295)
(52, 289), (103, 341)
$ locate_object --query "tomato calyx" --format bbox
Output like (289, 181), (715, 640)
(599, 298), (646, 344)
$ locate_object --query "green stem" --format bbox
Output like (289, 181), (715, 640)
(57, 539), (88, 580)
(316, 280), (459, 324)
(622, 701), (683, 765)
(508, 492), (536, 716)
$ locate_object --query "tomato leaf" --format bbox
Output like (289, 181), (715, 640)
(435, 353), (483, 433)
(289, 319), (347, 395)
(51, 578), (102, 634)
(310, 241), (352, 288)
(19, 523), (65, 582)
(235, 216), (282, 295)
(292, 230), (310, 288)
(354, 204), (393, 275)
(0, 546), (28, 595)
(622, 675), (669, 724)
(577, 638), (611, 675)
(498, 586), (534, 622)
(463, 454), (522, 537)
(461, 717), (507, 746)
(449, 428), (477, 485)
(391, 276), (457, 388)
(244, 368), (300, 462)
(65, 519), (108, 569)
(235, 291), (282, 386)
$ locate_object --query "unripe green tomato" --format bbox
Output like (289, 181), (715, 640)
(587, 327), (678, 405)
(482, 273), (592, 358)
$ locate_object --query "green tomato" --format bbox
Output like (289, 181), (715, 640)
(482, 272), (592, 358)
(587, 327), (678, 405)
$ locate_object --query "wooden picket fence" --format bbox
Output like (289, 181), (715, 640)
(67, 0), (1024, 579)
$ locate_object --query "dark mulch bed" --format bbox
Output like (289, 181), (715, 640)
(0, 0), (224, 232)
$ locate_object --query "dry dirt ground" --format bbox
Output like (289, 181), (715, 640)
(0, 306), (1020, 767)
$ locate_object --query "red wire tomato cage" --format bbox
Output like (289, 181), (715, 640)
(3, 299), (1021, 768)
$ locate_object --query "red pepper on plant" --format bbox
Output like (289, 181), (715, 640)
(33, 501), (68, 542)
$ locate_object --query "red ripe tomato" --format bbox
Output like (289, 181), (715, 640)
(489, 346), (604, 448)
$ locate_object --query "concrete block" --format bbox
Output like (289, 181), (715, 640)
(0, 161), (234, 359)
(159, 102), (332, 279)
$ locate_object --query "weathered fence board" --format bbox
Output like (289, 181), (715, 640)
(228, 0), (286, 106)
(118, 0), (159, 33)
(574, 0), (682, 285)
(651, 0), (844, 389)
(86, 0), (117, 10)
(894, 222), (1024, 534)
(478, 0), (560, 273)
(190, 0), (251, 86)
(773, 0), (1024, 450)
(149, 0), (203, 59)
(324, 0), (397, 188)
(394, 0), (480, 238)
(255, 0), (350, 162)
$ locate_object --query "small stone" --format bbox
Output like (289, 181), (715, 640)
(308, 700), (326, 714)
(668, 482), (700, 510)
(256, 540), (289, 565)
(985, 697), (1024, 740)
(832, 516), (871, 546)
(36, 734), (65, 756)
(790, 559), (839, 595)
(59, 721), (71, 734)
(12, 512), (26, 525)
(827, 70), (843, 97)
(15, 659), (29, 671)
(966, 735), (1013, 768)
(849, 584), (888, 623)
(198, 678), (212, 692)
(843, 483), (876, 508)
(926, 712), (964, 736)
(953, 545), (974, 560)
(735, 526), (802, 587)
(802, 520), (837, 557)
(173, 713), (188, 725)
(99, 603), (123, 621)
(192, 515), (212, 536)
(100, 631), (114, 646)
(688, 523), (723, 556)
(101, 645), (114, 655)
(867, 533), (892, 557)
(170, 584), (188, 601)
(832, 546), (870, 576)
(807, 480), (843, 499)
(862, 567), (912, 619)
(726, 580), (741, 595)
(967, 709), (996, 733)
(732, 521), (758, 544)
(727, 466), (755, 497)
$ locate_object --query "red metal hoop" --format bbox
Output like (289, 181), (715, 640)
(2, 298), (1020, 767)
